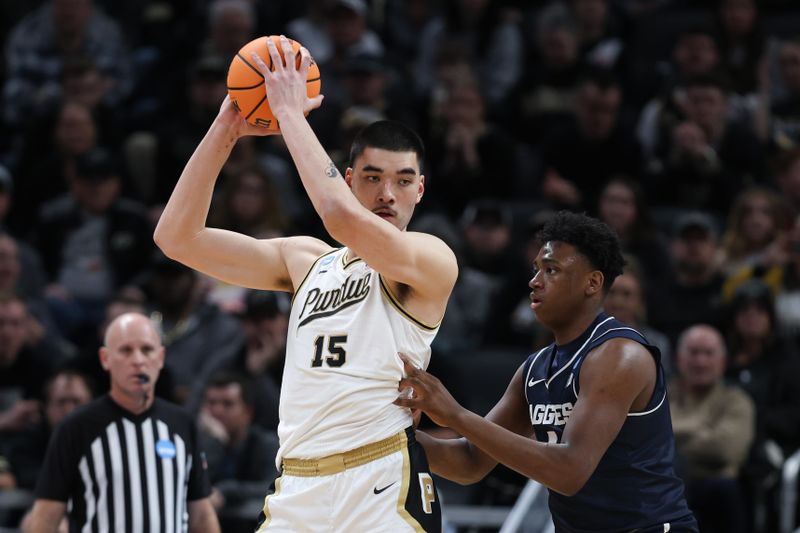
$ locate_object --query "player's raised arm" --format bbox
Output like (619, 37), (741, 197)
(250, 36), (457, 304)
(153, 95), (329, 292)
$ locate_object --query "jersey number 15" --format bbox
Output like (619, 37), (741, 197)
(311, 335), (347, 367)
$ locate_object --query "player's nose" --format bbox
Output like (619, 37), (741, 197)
(377, 183), (395, 203)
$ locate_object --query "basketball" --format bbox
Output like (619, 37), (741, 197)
(227, 35), (322, 130)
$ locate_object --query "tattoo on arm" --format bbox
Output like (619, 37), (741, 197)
(325, 161), (341, 179)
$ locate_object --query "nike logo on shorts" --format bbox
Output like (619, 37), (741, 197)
(373, 482), (397, 495)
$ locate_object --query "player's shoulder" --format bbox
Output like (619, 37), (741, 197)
(405, 231), (456, 257)
(583, 337), (655, 385)
(279, 236), (335, 262)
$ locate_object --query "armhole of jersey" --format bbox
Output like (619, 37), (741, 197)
(290, 248), (340, 306)
(378, 275), (440, 331)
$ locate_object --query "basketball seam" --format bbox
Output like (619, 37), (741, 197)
(236, 52), (264, 77)
(245, 94), (268, 120)
(227, 81), (265, 90)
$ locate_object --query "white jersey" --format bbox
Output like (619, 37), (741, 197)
(276, 247), (440, 464)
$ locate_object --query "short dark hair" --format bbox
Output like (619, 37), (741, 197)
(205, 371), (255, 407)
(43, 368), (95, 401)
(538, 211), (625, 291)
(348, 120), (425, 168)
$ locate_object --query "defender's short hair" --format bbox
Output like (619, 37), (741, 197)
(538, 211), (625, 291)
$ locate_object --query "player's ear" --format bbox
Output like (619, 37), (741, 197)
(417, 175), (425, 203)
(99, 347), (110, 371)
(344, 168), (353, 188)
(586, 270), (604, 296)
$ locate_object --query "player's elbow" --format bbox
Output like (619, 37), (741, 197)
(153, 227), (188, 264)
(153, 219), (175, 252)
(555, 477), (588, 497)
(551, 462), (593, 497)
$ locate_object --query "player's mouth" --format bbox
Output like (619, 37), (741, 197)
(530, 295), (543, 309)
(373, 208), (396, 219)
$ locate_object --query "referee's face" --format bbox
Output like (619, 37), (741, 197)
(101, 314), (165, 406)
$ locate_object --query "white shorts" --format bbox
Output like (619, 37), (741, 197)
(255, 428), (441, 533)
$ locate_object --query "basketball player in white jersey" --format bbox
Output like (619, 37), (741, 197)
(154, 35), (457, 532)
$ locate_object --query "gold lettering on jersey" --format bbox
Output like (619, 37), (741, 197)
(298, 273), (371, 327)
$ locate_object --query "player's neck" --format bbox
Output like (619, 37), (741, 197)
(551, 308), (602, 346)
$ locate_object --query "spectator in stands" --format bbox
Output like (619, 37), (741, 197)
(199, 290), (290, 431)
(199, 371), (279, 532)
(2, 0), (133, 126)
(716, 0), (766, 95)
(425, 77), (518, 217)
(5, 370), (93, 490)
(0, 296), (68, 433)
(774, 147), (800, 216)
(636, 24), (721, 158)
(604, 257), (672, 374)
(595, 176), (672, 289)
(332, 53), (417, 131)
(718, 186), (790, 278)
(540, 68), (643, 211)
(650, 73), (767, 215)
(648, 211), (726, 345)
(378, 0), (440, 69)
(669, 324), (755, 533)
(13, 100), (100, 230)
(409, 213), (495, 358)
(724, 279), (800, 453)
(201, 0), (256, 65)
(155, 55), (228, 206)
(568, 0), (626, 70)
(414, 0), (523, 108)
(509, 4), (583, 146)
(287, 0), (384, 70)
(0, 231), (47, 304)
(144, 253), (244, 405)
(773, 212), (800, 341)
(723, 279), (800, 532)
(458, 200), (516, 285)
(209, 165), (290, 240)
(31, 147), (154, 343)
(765, 36), (800, 151)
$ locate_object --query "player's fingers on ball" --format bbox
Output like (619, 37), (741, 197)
(299, 47), (312, 72)
(250, 51), (270, 76)
(265, 37), (283, 71)
(279, 35), (294, 67)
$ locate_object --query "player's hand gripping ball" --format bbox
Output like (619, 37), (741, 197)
(227, 35), (321, 130)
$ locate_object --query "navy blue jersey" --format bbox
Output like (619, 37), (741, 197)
(523, 313), (697, 533)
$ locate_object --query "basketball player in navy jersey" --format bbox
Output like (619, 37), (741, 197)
(396, 211), (698, 532)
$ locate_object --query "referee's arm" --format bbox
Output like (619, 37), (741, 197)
(21, 499), (66, 533)
(188, 498), (220, 533)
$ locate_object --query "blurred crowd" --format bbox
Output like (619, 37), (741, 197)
(1, 0), (800, 532)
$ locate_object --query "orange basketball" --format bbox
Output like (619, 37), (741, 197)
(227, 35), (321, 130)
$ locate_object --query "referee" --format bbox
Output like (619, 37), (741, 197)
(23, 313), (220, 533)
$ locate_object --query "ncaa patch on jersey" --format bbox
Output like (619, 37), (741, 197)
(155, 439), (176, 459)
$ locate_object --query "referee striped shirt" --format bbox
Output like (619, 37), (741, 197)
(35, 395), (210, 533)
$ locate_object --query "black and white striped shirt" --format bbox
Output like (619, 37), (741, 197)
(35, 395), (210, 533)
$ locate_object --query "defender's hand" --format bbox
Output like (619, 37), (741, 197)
(394, 353), (464, 429)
